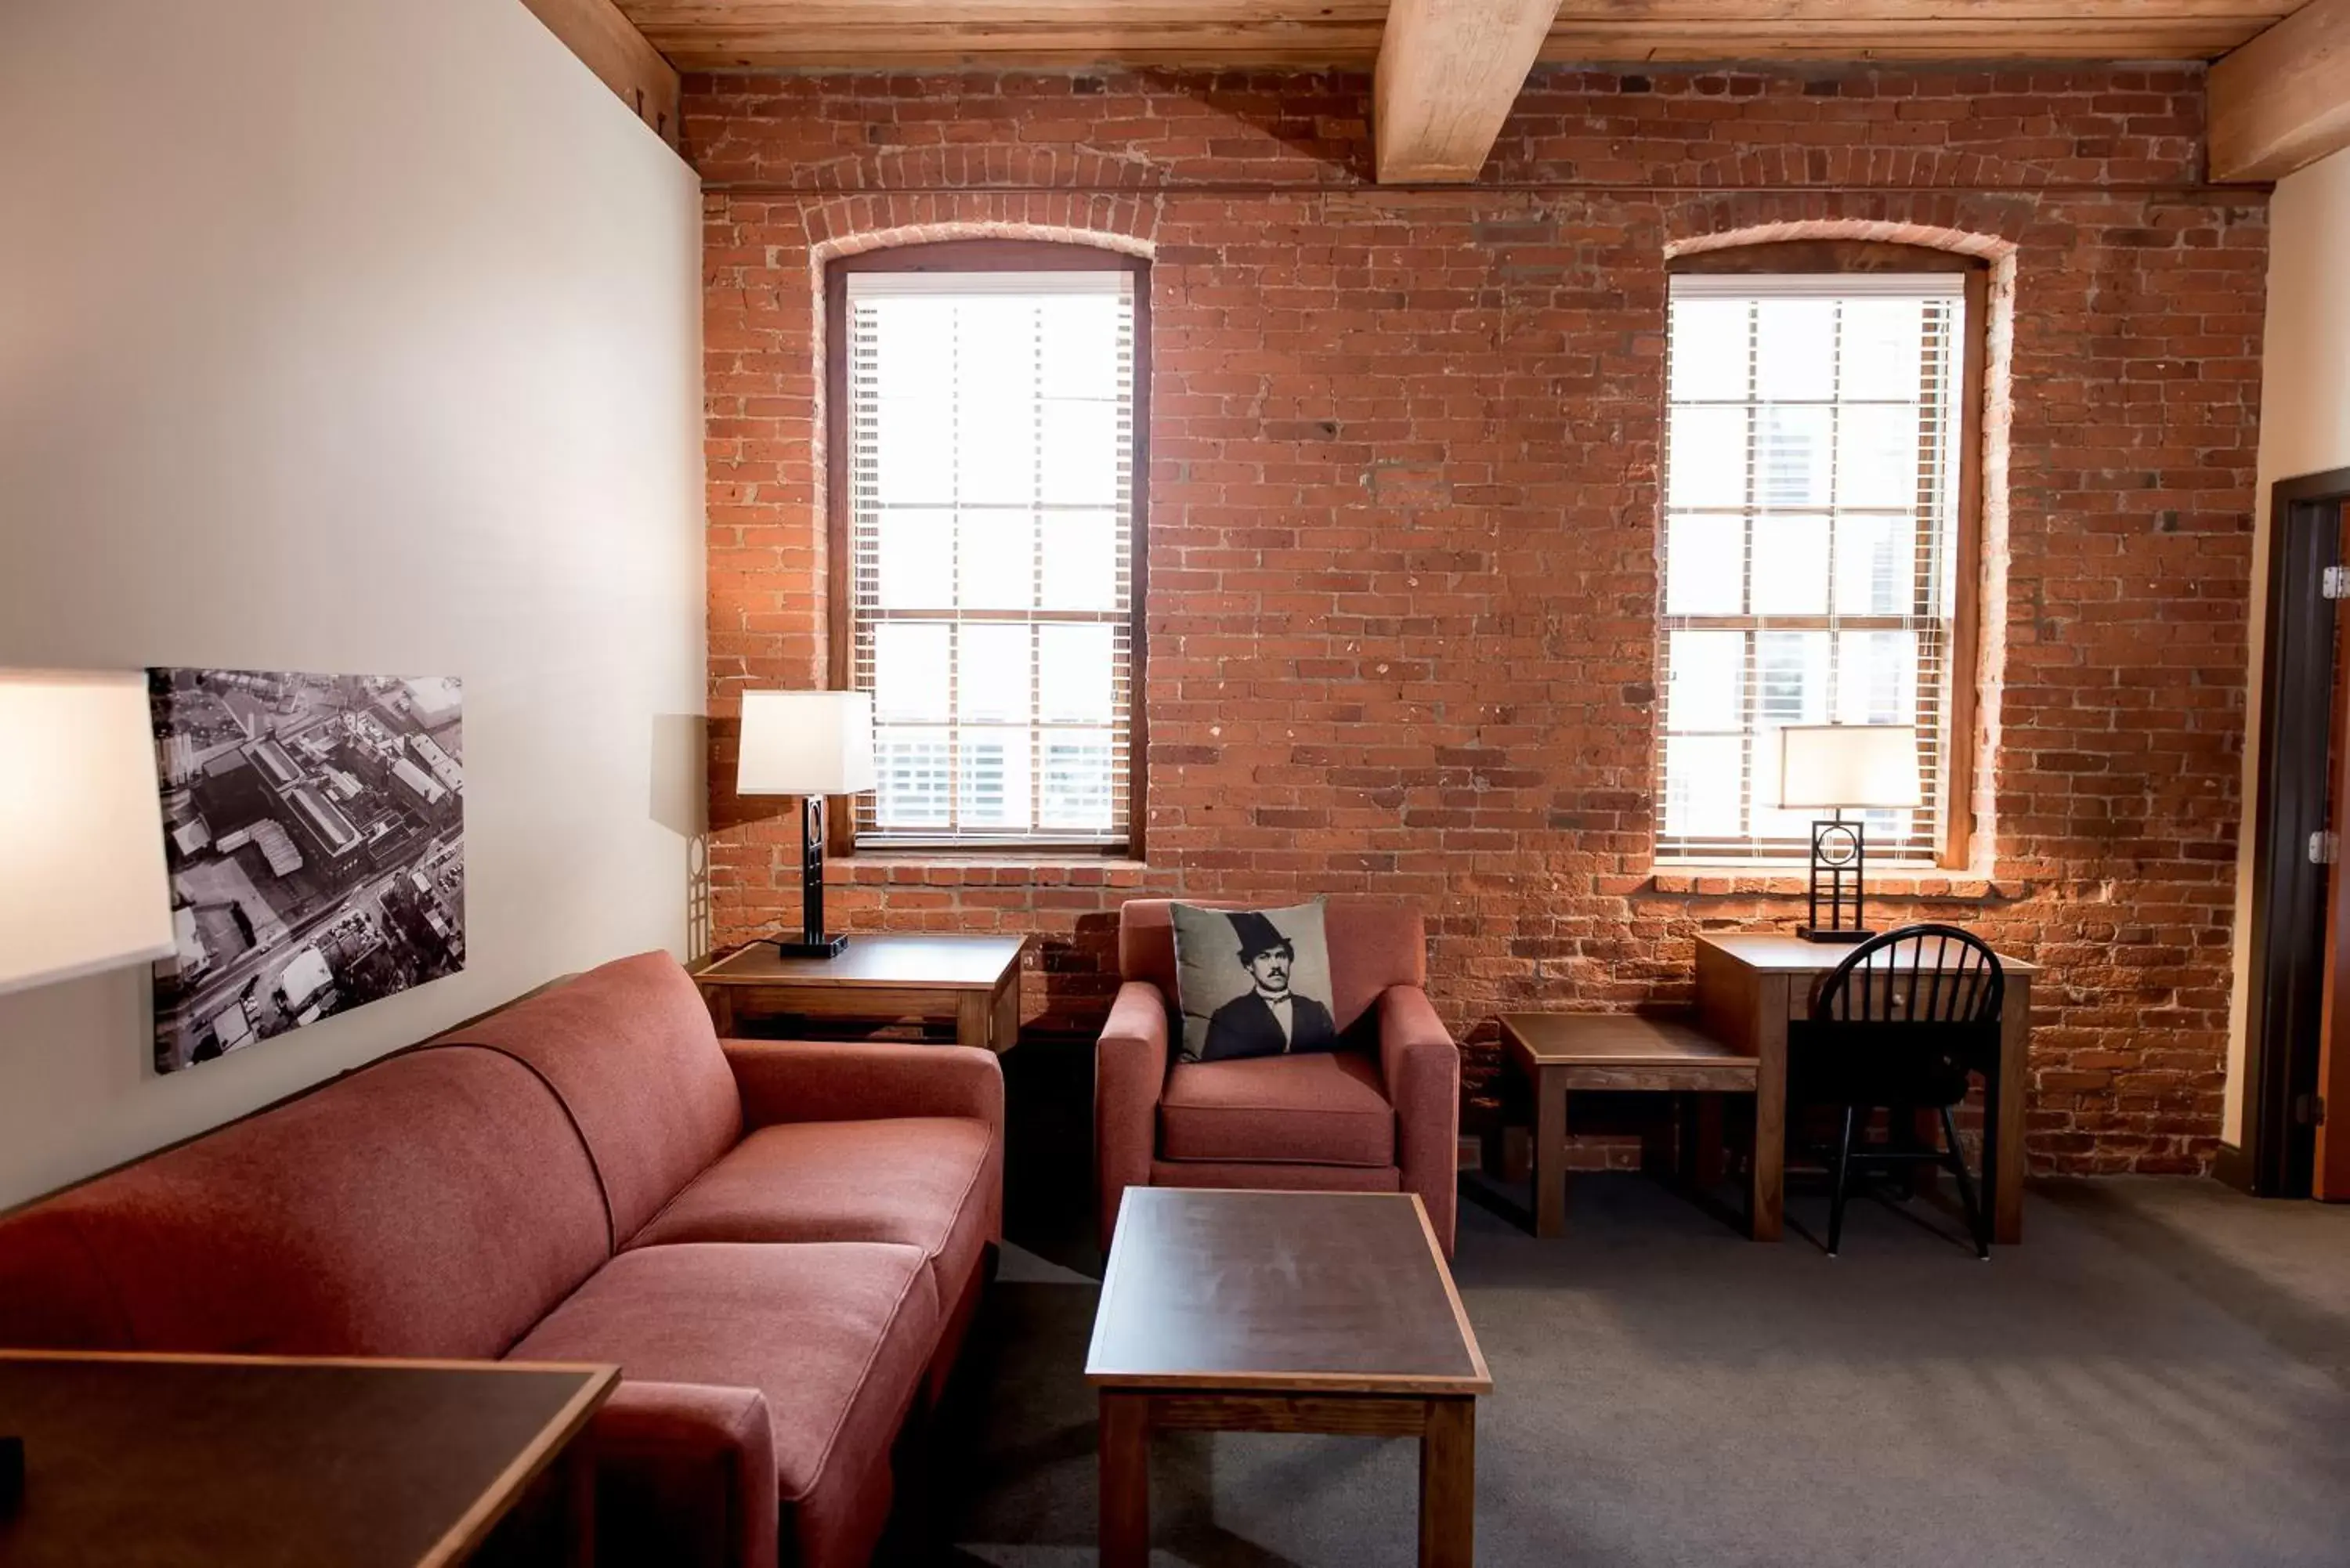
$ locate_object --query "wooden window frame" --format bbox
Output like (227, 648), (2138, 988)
(1661, 240), (1987, 872)
(824, 239), (1152, 859)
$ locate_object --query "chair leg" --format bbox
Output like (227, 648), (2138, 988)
(1940, 1105), (1990, 1261)
(1827, 1106), (1857, 1258)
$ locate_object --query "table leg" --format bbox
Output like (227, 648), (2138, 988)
(560, 1436), (596, 1568)
(1684, 1092), (1726, 1192)
(992, 973), (1020, 1053)
(1750, 975), (1788, 1242)
(1533, 1068), (1568, 1237)
(1100, 1391), (1151, 1568)
(956, 990), (991, 1053)
(703, 985), (735, 1038)
(1990, 972), (2030, 1244)
(1418, 1397), (1475, 1568)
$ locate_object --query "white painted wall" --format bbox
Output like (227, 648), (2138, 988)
(2225, 146), (2350, 1147)
(0, 0), (704, 1205)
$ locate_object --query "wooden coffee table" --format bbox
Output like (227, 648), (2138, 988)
(1086, 1189), (1491, 1568)
(692, 934), (1027, 1053)
(0, 1350), (616, 1568)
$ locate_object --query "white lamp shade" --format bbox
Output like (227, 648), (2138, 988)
(0, 670), (175, 996)
(1777, 724), (1923, 809)
(736, 690), (877, 797)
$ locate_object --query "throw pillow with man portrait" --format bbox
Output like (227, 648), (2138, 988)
(1169, 901), (1339, 1062)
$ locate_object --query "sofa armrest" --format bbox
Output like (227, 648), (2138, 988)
(1094, 979), (1170, 1252)
(1378, 985), (1461, 1256)
(587, 1381), (777, 1568)
(721, 1039), (1004, 1136)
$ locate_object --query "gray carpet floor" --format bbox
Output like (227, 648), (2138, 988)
(914, 1174), (2350, 1568)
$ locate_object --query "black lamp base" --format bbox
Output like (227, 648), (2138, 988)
(769, 795), (848, 961)
(768, 934), (849, 959)
(1796, 927), (1873, 944)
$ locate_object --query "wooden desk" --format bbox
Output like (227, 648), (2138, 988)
(0, 1350), (616, 1568)
(1694, 932), (2037, 1245)
(1087, 1189), (1490, 1568)
(693, 934), (1028, 1053)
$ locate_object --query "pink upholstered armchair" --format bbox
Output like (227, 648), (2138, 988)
(1095, 899), (1461, 1255)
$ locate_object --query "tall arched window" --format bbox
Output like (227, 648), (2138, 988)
(1656, 241), (1987, 868)
(826, 241), (1149, 853)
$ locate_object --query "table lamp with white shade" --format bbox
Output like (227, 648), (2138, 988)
(1776, 722), (1923, 943)
(0, 668), (173, 1510)
(0, 670), (175, 996)
(734, 690), (877, 958)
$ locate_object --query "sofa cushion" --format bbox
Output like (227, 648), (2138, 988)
(1120, 898), (1425, 1035)
(509, 1242), (939, 1568)
(1157, 1050), (1396, 1167)
(0, 1046), (609, 1357)
(625, 1117), (999, 1306)
(432, 952), (743, 1245)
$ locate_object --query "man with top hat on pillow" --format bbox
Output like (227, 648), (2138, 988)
(1202, 909), (1337, 1060)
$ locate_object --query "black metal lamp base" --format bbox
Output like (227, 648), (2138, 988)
(1806, 815), (1873, 944)
(768, 934), (848, 959)
(768, 795), (848, 961)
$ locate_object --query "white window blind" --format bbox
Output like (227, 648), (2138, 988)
(1657, 273), (1965, 862)
(846, 269), (1137, 848)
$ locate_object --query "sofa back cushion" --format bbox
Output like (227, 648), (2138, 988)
(430, 951), (743, 1245)
(1119, 899), (1426, 1035)
(0, 1046), (609, 1357)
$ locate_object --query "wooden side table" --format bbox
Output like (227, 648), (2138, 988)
(692, 933), (1029, 1053)
(1498, 1013), (1761, 1238)
(0, 1350), (616, 1568)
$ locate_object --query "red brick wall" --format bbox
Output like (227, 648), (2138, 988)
(694, 65), (2265, 1173)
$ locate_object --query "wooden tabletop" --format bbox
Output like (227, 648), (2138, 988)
(1086, 1190), (1491, 1396)
(1697, 930), (2040, 975)
(0, 1351), (616, 1568)
(1499, 1011), (1756, 1068)
(696, 933), (1026, 988)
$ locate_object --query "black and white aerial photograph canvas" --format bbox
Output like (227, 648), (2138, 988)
(148, 668), (466, 1073)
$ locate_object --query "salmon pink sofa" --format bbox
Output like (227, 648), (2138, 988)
(0, 951), (1003, 1568)
(1096, 899), (1459, 1254)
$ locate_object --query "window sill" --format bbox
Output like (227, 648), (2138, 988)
(1648, 864), (1995, 900)
(829, 854), (1150, 889)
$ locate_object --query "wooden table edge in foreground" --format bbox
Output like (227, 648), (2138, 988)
(0, 1349), (619, 1568)
(1085, 1189), (1491, 1568)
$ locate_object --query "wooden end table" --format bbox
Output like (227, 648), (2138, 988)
(692, 933), (1028, 1053)
(1086, 1189), (1491, 1568)
(1499, 1012), (1761, 1238)
(0, 1350), (616, 1568)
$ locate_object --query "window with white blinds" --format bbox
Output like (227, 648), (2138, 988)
(1657, 272), (1966, 862)
(844, 267), (1138, 849)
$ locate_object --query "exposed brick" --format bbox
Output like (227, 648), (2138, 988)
(694, 64), (2260, 1178)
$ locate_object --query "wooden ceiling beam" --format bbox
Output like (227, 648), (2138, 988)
(1374, 0), (1565, 183)
(518, 0), (682, 148)
(2210, 0), (2350, 180)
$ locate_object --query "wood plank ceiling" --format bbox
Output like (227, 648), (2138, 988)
(617, 1), (2308, 70)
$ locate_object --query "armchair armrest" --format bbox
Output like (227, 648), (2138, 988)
(587, 1381), (777, 1568)
(1095, 979), (1171, 1251)
(1378, 985), (1461, 1255)
(721, 1039), (1003, 1136)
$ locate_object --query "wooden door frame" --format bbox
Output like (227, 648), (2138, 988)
(2224, 465), (2350, 1198)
